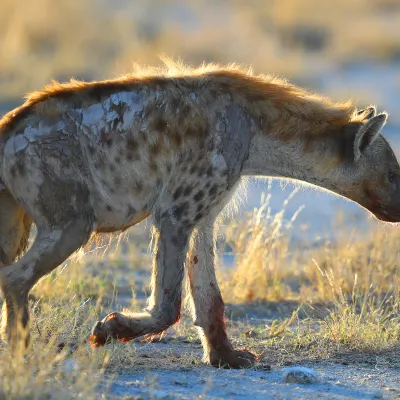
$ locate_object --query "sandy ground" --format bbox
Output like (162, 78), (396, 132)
(101, 342), (400, 399)
(92, 284), (400, 399)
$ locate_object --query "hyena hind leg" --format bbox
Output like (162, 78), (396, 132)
(0, 218), (93, 347)
(90, 216), (193, 347)
(187, 215), (257, 368)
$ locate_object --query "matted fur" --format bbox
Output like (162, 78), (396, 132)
(0, 59), (363, 139)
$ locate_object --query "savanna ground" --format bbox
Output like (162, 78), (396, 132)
(1, 0), (400, 399)
(1, 195), (399, 399)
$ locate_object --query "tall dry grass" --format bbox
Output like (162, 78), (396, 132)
(220, 192), (400, 306)
(0, 193), (399, 397)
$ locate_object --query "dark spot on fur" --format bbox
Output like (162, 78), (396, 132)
(115, 156), (121, 163)
(183, 186), (192, 196)
(197, 166), (206, 177)
(193, 191), (204, 202)
(173, 186), (183, 201)
(135, 181), (143, 192)
(111, 119), (119, 132)
(127, 138), (138, 151)
(126, 205), (136, 217)
(10, 165), (17, 177)
(149, 143), (160, 156)
(172, 132), (182, 146)
(149, 161), (158, 172)
(106, 205), (113, 212)
(126, 152), (135, 161)
(88, 145), (96, 155)
(170, 97), (180, 110)
(209, 184), (219, 198)
(154, 118), (167, 132)
(173, 202), (189, 220)
(196, 203), (204, 213)
(193, 256), (199, 264)
(194, 212), (203, 221)
(172, 235), (181, 246)
(206, 166), (214, 177)
(178, 104), (191, 124)
(106, 138), (113, 147)
(16, 160), (26, 175)
(186, 124), (202, 138)
(190, 165), (197, 174)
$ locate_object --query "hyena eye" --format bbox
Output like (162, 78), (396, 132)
(388, 171), (396, 183)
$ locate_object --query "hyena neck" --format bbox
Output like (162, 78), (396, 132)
(242, 131), (345, 192)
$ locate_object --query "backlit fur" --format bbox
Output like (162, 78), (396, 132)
(0, 60), (398, 368)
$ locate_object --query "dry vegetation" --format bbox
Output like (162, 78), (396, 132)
(0, 193), (399, 398)
(0, 0), (400, 398)
(1, 0), (400, 100)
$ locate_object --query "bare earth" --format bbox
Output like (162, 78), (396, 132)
(89, 267), (400, 400)
(101, 342), (400, 399)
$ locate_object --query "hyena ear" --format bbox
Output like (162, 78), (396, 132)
(354, 113), (387, 161)
(357, 106), (376, 120)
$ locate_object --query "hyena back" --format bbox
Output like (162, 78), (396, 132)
(0, 63), (399, 368)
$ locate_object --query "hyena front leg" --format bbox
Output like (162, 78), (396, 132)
(187, 215), (257, 368)
(90, 216), (192, 347)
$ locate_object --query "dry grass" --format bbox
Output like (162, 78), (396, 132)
(220, 193), (400, 306)
(218, 192), (400, 367)
(0, 194), (399, 398)
(1, 0), (400, 100)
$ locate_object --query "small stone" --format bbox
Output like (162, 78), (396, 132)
(244, 329), (258, 338)
(283, 366), (318, 384)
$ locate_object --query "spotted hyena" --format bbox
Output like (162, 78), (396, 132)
(0, 63), (399, 368)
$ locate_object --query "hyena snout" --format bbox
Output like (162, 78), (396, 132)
(365, 181), (400, 223)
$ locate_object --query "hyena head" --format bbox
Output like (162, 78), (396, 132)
(335, 107), (400, 223)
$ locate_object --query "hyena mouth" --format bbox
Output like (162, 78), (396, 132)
(371, 205), (400, 223)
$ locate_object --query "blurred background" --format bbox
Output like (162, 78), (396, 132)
(1, 0), (400, 244)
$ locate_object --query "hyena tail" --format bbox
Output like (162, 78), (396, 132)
(0, 188), (32, 268)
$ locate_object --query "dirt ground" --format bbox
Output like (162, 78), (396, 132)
(89, 271), (400, 400)
(98, 328), (400, 399)
(105, 362), (400, 399)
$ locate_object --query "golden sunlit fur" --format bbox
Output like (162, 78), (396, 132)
(0, 59), (363, 139)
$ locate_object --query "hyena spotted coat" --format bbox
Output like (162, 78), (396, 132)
(0, 62), (399, 368)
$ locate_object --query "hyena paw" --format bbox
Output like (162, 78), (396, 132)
(209, 349), (258, 369)
(89, 312), (135, 348)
